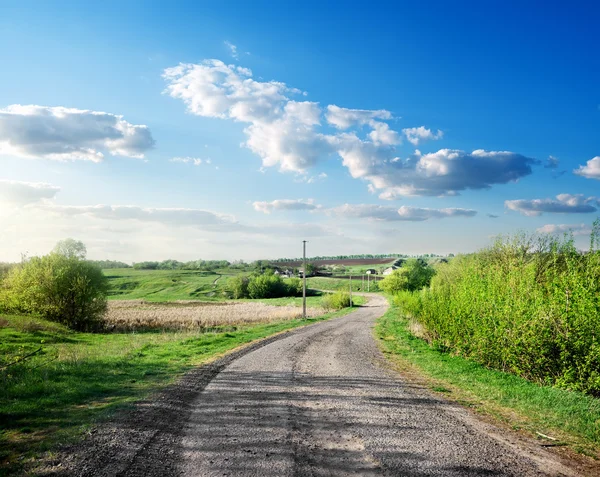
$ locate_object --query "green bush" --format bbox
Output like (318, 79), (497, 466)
(229, 273), (302, 299)
(396, 222), (600, 396)
(247, 273), (287, 299)
(286, 277), (303, 296)
(321, 291), (351, 310)
(3, 253), (108, 331)
(228, 276), (249, 299)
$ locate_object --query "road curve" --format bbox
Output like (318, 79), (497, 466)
(178, 295), (578, 477)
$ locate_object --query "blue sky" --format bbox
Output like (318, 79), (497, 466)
(0, 0), (599, 262)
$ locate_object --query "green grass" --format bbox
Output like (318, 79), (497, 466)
(306, 276), (379, 292)
(329, 261), (394, 275)
(0, 307), (353, 475)
(103, 270), (368, 307)
(103, 268), (240, 301)
(376, 302), (600, 457)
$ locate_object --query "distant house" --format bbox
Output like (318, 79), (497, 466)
(365, 269), (377, 275)
(383, 266), (398, 276)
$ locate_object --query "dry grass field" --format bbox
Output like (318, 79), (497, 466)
(105, 300), (327, 330)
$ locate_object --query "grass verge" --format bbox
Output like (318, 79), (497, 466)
(376, 302), (600, 459)
(0, 306), (355, 475)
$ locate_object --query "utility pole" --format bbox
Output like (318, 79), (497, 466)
(302, 240), (307, 319)
(349, 273), (353, 307)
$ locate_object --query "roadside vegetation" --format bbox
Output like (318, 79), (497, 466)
(377, 224), (600, 456)
(0, 306), (354, 474)
(377, 304), (600, 457)
(393, 225), (600, 397)
(0, 239), (368, 474)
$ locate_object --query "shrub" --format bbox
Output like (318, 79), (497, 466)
(321, 291), (351, 310)
(3, 253), (108, 331)
(396, 222), (600, 396)
(228, 276), (249, 299)
(286, 277), (303, 296)
(247, 273), (287, 299)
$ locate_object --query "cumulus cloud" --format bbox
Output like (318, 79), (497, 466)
(0, 179), (60, 205)
(505, 194), (599, 216)
(574, 156), (600, 180)
(402, 126), (443, 146)
(163, 61), (333, 172)
(0, 105), (155, 161)
(337, 146), (537, 199)
(164, 59), (535, 197)
(536, 223), (593, 236)
(486, 213), (499, 218)
(326, 203), (476, 221)
(253, 199), (321, 214)
(325, 105), (392, 130)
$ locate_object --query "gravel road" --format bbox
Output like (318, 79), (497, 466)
(179, 294), (578, 477)
(52, 294), (586, 477)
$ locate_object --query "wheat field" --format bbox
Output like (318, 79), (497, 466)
(105, 300), (326, 330)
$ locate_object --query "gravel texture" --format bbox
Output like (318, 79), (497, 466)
(47, 295), (589, 476)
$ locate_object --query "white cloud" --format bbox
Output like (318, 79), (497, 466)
(505, 194), (599, 216)
(0, 179), (60, 205)
(335, 145), (537, 199)
(326, 203), (476, 221)
(325, 105), (392, 129)
(224, 41), (239, 59)
(253, 199), (321, 214)
(574, 156), (600, 180)
(369, 121), (401, 146)
(170, 156), (207, 166)
(164, 59), (536, 197)
(402, 126), (443, 146)
(536, 223), (593, 236)
(244, 101), (333, 172)
(0, 105), (154, 161)
(163, 61), (332, 173)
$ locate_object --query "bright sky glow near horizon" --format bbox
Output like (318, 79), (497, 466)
(0, 1), (599, 263)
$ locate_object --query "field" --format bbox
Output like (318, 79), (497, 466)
(105, 300), (326, 331)
(306, 276), (379, 292)
(103, 268), (235, 301)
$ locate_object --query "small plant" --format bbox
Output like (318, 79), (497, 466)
(321, 291), (351, 310)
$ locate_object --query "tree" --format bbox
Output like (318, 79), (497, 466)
(5, 253), (108, 331)
(53, 238), (87, 260)
(380, 259), (435, 293)
(304, 263), (319, 276)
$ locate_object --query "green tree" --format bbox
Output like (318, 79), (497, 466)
(53, 238), (87, 260)
(5, 252), (108, 331)
(380, 259), (435, 293)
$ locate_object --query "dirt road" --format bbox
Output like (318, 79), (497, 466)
(55, 295), (582, 476)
